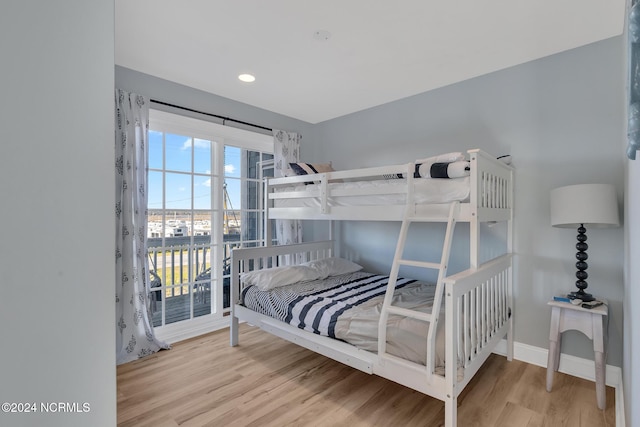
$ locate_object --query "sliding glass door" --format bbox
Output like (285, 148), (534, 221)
(147, 110), (272, 338)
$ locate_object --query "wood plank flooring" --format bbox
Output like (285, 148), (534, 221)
(117, 324), (616, 427)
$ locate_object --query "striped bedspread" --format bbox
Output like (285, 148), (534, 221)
(284, 274), (417, 338)
(241, 271), (447, 367)
(242, 272), (416, 338)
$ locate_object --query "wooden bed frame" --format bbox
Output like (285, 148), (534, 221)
(230, 149), (514, 427)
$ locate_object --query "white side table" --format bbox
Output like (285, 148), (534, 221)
(546, 299), (608, 409)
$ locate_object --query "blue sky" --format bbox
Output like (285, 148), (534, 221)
(147, 131), (242, 210)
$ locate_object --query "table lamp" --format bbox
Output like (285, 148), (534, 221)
(550, 184), (620, 302)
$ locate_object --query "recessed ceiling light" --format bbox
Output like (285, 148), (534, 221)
(238, 73), (255, 83)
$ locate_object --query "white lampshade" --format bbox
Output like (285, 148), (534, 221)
(550, 184), (620, 228)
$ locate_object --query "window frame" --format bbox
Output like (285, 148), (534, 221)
(148, 109), (273, 342)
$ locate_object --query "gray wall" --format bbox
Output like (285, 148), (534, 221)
(310, 37), (626, 367)
(0, 1), (116, 426)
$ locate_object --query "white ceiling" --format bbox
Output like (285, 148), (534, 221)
(115, 1), (626, 124)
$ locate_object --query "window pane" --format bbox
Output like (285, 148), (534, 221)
(165, 172), (192, 210)
(262, 153), (274, 178)
(194, 175), (212, 210)
(224, 178), (241, 211)
(167, 212), (192, 238)
(243, 211), (260, 242)
(246, 181), (259, 210)
(166, 134), (192, 172)
(193, 138), (211, 174)
(148, 171), (163, 210)
(223, 208), (241, 238)
(246, 150), (260, 179)
(193, 238), (212, 317)
(147, 211), (164, 239)
(149, 130), (163, 169)
(193, 214), (212, 239)
(165, 290), (190, 325)
(224, 146), (241, 178)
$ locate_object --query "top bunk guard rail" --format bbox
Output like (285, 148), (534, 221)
(468, 149), (513, 222)
(265, 149), (513, 223)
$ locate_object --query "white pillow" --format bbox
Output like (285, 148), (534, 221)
(415, 152), (465, 164)
(303, 257), (363, 278)
(241, 265), (320, 291)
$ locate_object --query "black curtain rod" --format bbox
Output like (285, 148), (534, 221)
(150, 99), (272, 132)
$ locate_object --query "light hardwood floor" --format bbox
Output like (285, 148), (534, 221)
(117, 324), (615, 427)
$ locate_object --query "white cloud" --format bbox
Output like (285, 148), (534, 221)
(225, 164), (235, 174)
(193, 138), (210, 149)
(202, 178), (211, 187)
(181, 138), (210, 150)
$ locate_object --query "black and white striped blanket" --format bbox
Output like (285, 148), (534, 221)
(241, 272), (416, 339)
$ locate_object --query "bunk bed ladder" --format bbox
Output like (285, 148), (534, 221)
(378, 201), (460, 373)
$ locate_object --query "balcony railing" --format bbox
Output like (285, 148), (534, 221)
(147, 235), (238, 327)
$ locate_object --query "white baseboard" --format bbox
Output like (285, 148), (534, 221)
(155, 316), (230, 344)
(493, 340), (625, 427)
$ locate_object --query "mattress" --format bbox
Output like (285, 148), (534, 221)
(241, 271), (448, 369)
(273, 176), (470, 208)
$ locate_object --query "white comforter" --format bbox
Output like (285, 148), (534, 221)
(274, 177), (470, 208)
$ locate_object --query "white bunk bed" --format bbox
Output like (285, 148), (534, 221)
(230, 149), (514, 427)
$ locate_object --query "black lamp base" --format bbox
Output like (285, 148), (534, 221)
(570, 223), (595, 303)
(567, 290), (595, 302)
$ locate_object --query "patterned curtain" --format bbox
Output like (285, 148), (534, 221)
(115, 89), (169, 365)
(273, 130), (303, 245)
